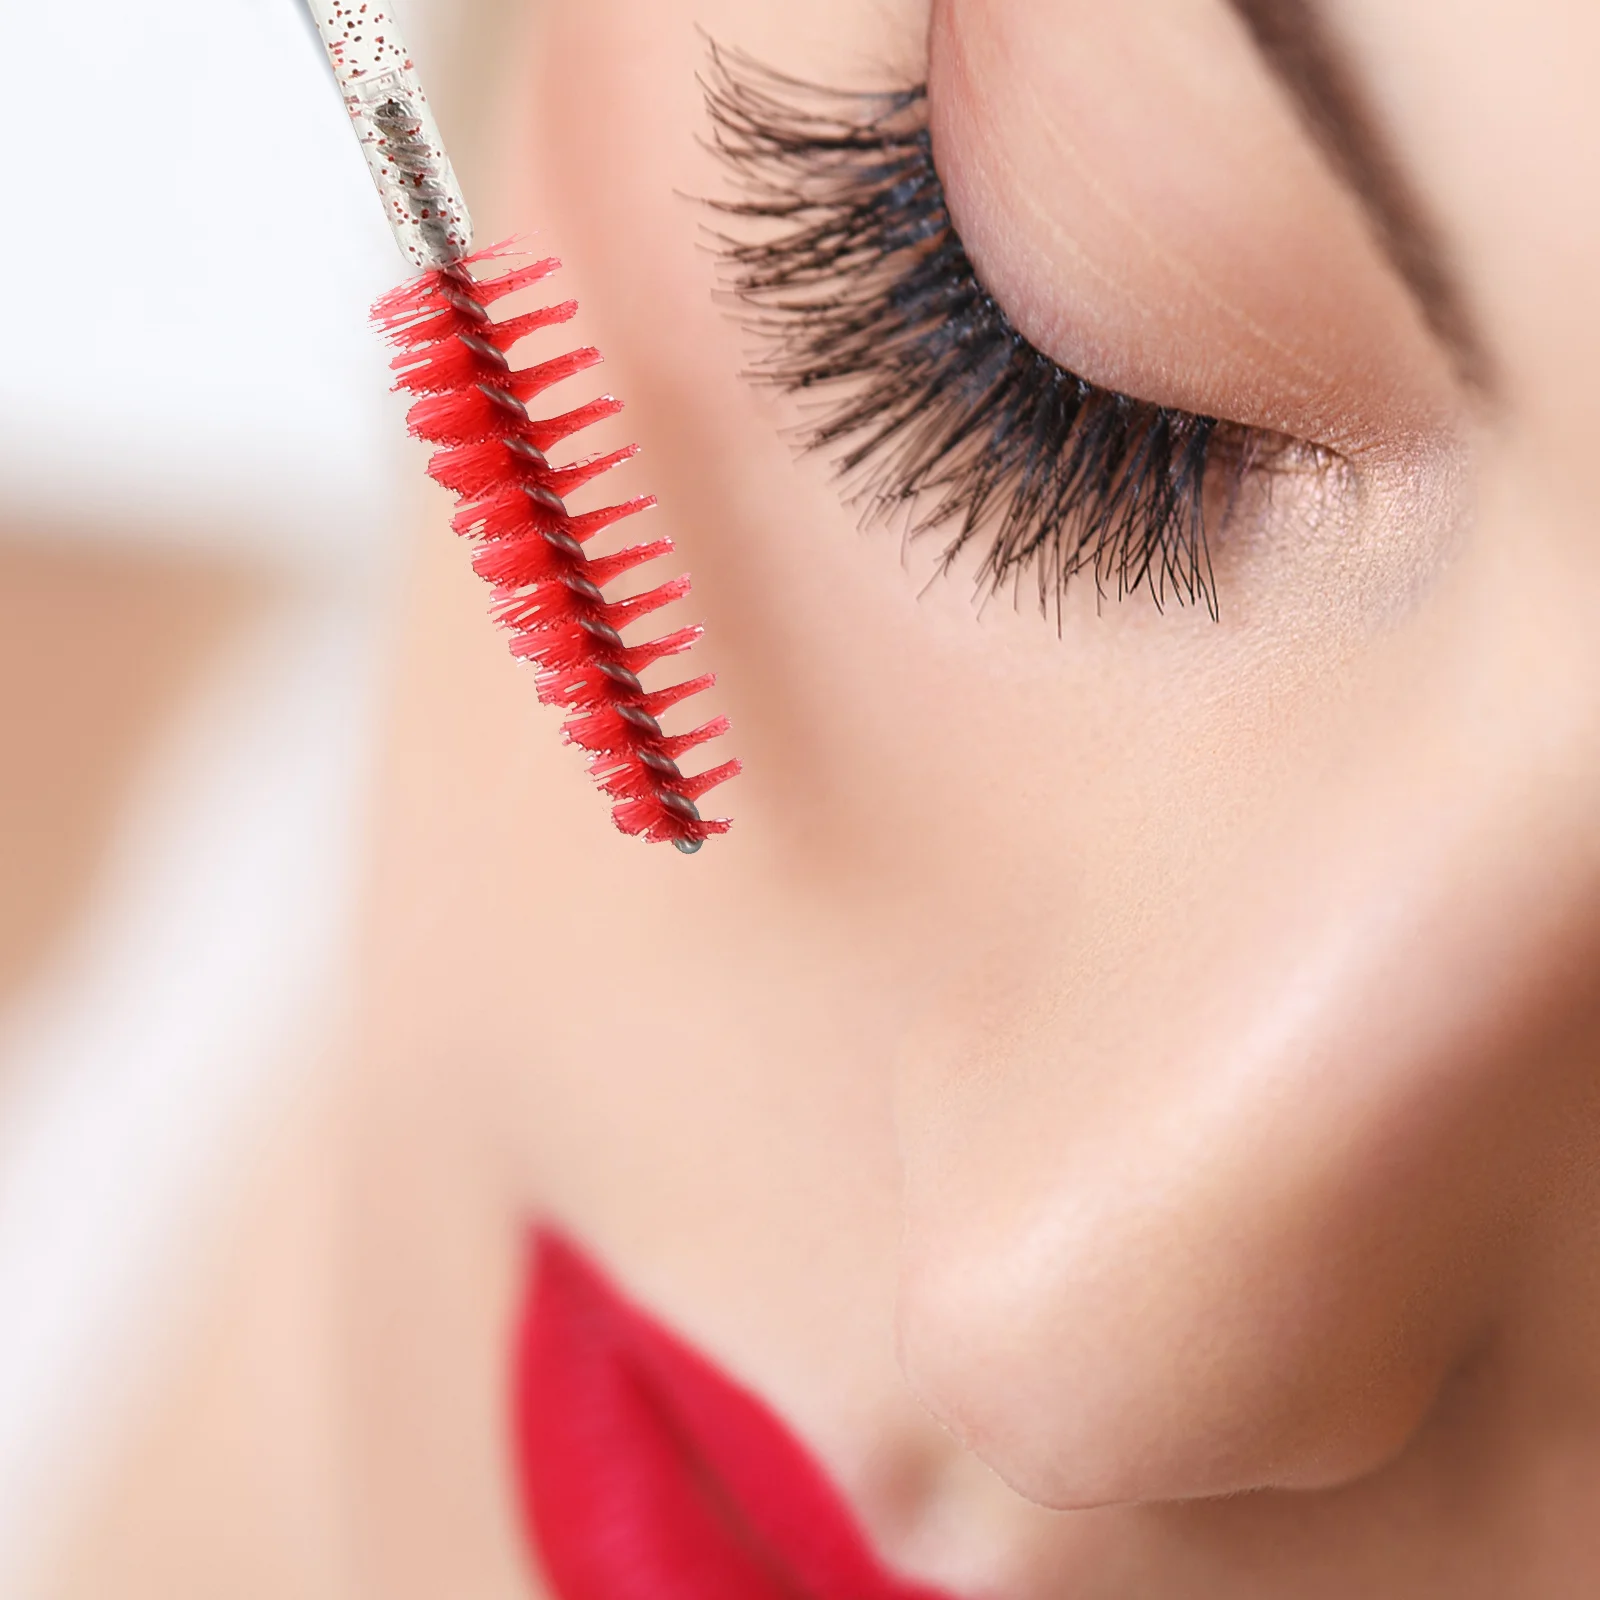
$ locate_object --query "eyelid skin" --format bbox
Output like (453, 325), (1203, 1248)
(927, 0), (1460, 459)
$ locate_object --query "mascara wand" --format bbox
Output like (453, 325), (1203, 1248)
(306, 2), (738, 852)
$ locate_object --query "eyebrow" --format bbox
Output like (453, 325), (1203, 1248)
(1226, 0), (1489, 390)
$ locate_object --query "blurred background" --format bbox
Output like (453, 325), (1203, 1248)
(0, 0), (510, 1588)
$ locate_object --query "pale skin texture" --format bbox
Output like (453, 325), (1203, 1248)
(49, 0), (1600, 1595)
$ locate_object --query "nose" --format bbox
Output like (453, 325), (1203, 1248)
(892, 495), (1600, 1510)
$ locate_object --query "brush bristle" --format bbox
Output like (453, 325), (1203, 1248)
(373, 241), (739, 852)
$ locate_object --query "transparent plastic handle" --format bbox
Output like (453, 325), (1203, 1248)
(305, 1), (474, 271)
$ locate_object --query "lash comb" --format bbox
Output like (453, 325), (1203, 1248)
(307, 2), (738, 851)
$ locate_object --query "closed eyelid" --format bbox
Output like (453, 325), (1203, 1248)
(927, 0), (1462, 458)
(702, 46), (1276, 619)
(995, 44), (1346, 414)
(1226, 0), (1491, 392)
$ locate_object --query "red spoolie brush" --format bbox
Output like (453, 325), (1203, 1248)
(307, 4), (738, 852)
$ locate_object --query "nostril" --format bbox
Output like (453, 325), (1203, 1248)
(892, 1222), (1158, 1509)
(893, 1227), (1192, 1510)
(893, 1237), (1031, 1470)
(893, 1205), (1472, 1512)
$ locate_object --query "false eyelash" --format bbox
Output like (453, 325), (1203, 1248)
(702, 47), (1279, 619)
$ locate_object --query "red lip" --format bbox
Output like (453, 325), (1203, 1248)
(512, 1230), (957, 1600)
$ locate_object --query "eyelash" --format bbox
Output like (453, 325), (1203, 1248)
(702, 48), (1285, 618)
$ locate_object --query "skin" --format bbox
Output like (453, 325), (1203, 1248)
(47, 0), (1600, 1594)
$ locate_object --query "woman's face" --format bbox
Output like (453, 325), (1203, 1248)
(364, 0), (1600, 1591)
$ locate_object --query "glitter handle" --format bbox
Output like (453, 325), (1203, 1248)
(305, 2), (474, 270)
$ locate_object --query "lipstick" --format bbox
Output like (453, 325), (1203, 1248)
(513, 1230), (956, 1600)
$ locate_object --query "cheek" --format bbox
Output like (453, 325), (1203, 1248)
(888, 517), (1600, 1508)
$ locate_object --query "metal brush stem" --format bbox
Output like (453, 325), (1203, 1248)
(304, 1), (474, 270)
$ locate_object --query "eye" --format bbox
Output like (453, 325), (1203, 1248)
(702, 47), (1314, 619)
